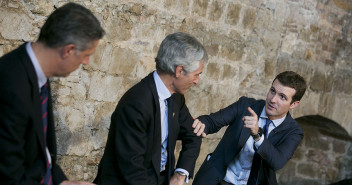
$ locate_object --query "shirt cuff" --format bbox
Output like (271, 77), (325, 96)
(254, 135), (264, 148)
(175, 168), (189, 183)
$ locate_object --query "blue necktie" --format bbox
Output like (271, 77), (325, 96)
(40, 83), (52, 185)
(263, 118), (272, 138)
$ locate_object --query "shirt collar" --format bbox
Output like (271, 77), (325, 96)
(26, 42), (47, 89)
(153, 71), (171, 101)
(259, 106), (286, 128)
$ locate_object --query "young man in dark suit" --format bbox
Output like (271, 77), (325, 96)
(192, 71), (306, 185)
(0, 3), (104, 185)
(94, 32), (207, 185)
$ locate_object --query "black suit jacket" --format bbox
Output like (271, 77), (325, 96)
(193, 97), (303, 185)
(94, 72), (201, 185)
(0, 43), (67, 185)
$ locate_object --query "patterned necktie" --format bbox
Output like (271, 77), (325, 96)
(40, 83), (52, 185)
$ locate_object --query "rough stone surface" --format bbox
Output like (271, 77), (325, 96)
(1, 0), (352, 184)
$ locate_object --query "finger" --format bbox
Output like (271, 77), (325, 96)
(248, 107), (257, 117)
(196, 124), (205, 136)
(201, 132), (207, 138)
(194, 123), (201, 134)
(192, 119), (199, 128)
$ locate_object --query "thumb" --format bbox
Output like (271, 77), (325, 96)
(248, 107), (257, 117)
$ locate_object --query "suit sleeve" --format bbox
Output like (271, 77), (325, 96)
(198, 97), (247, 134)
(255, 124), (303, 170)
(113, 101), (155, 184)
(175, 96), (202, 178)
(0, 90), (39, 185)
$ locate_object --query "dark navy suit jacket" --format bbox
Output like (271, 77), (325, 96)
(94, 72), (201, 185)
(0, 43), (67, 185)
(193, 97), (303, 185)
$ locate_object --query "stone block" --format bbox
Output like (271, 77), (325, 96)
(305, 132), (330, 150)
(277, 161), (297, 184)
(206, 62), (221, 80)
(281, 32), (298, 55)
(90, 42), (114, 72)
(23, 0), (54, 15)
(193, 0), (209, 17)
(344, 72), (352, 95)
(318, 93), (335, 117)
(0, 9), (32, 41)
(333, 139), (347, 154)
(225, 3), (241, 25)
(306, 149), (332, 166)
(57, 156), (98, 181)
(297, 163), (318, 178)
(219, 40), (245, 61)
(105, 14), (132, 42)
(204, 43), (219, 56)
(310, 70), (326, 92)
(264, 59), (275, 79)
(333, 71), (345, 93)
(88, 72), (123, 102)
(242, 7), (256, 29)
(109, 47), (139, 76)
(208, 0), (225, 21)
(276, 54), (291, 74)
(222, 64), (237, 80)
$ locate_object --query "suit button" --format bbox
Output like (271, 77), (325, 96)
(216, 177), (220, 182)
(223, 165), (227, 169)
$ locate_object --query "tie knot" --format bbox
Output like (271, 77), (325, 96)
(266, 118), (272, 126)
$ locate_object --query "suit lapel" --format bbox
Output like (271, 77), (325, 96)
(268, 112), (293, 140)
(147, 73), (163, 177)
(20, 44), (46, 154)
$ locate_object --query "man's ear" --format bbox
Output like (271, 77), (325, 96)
(175, 65), (184, 78)
(290, 101), (300, 109)
(60, 44), (75, 59)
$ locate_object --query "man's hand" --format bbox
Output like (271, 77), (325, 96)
(242, 107), (259, 136)
(192, 119), (207, 137)
(60, 181), (96, 185)
(169, 173), (186, 185)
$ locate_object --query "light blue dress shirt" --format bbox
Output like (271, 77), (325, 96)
(153, 71), (189, 182)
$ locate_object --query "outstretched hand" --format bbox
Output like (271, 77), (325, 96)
(242, 107), (259, 136)
(192, 119), (207, 138)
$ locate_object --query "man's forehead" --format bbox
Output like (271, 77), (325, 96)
(272, 79), (296, 95)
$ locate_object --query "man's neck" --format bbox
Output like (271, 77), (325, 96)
(157, 71), (175, 94)
(31, 42), (59, 78)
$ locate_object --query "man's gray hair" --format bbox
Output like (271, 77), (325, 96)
(155, 32), (208, 74)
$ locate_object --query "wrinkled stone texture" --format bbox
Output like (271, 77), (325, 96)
(1, 0), (352, 184)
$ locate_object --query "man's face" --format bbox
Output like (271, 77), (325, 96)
(56, 40), (99, 77)
(265, 79), (299, 120)
(173, 61), (204, 95)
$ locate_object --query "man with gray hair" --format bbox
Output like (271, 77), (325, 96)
(0, 3), (104, 185)
(94, 32), (208, 185)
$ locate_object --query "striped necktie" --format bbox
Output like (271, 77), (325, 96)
(40, 83), (52, 185)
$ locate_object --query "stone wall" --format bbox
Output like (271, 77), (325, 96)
(0, 0), (351, 184)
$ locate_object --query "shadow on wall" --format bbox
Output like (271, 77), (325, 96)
(277, 115), (352, 185)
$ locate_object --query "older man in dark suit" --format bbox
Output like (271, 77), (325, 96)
(94, 32), (208, 185)
(0, 3), (104, 185)
(192, 71), (306, 185)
